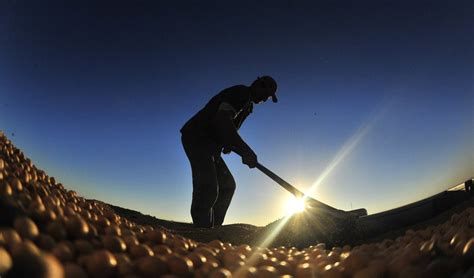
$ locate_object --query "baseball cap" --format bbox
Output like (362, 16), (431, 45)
(259, 76), (278, 103)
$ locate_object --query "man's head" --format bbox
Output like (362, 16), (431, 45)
(250, 76), (278, 104)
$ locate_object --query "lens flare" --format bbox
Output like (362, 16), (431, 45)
(284, 196), (306, 215)
(235, 100), (394, 276)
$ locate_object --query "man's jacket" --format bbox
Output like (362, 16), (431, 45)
(180, 85), (253, 154)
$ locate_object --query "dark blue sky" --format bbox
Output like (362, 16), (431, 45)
(1, 1), (472, 225)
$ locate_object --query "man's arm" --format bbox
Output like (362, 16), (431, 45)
(212, 109), (257, 167)
(223, 103), (252, 154)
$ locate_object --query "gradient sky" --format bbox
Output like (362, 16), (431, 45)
(1, 1), (472, 226)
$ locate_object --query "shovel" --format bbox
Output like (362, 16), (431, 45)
(256, 162), (367, 218)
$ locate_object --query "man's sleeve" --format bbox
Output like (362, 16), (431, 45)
(211, 108), (254, 157)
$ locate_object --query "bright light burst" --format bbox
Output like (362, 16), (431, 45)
(306, 99), (392, 197)
(234, 100), (393, 276)
(284, 196), (306, 215)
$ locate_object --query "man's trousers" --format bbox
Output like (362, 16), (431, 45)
(181, 134), (236, 228)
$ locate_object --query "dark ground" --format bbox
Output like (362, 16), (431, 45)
(107, 195), (474, 249)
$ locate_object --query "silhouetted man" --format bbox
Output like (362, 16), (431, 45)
(181, 76), (278, 228)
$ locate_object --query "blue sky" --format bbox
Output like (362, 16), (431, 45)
(1, 1), (472, 225)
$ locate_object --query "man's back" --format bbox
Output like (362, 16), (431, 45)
(180, 85), (253, 139)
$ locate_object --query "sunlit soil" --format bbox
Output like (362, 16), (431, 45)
(0, 130), (473, 277)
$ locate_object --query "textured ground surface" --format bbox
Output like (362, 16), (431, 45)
(109, 196), (474, 249)
(0, 131), (473, 277)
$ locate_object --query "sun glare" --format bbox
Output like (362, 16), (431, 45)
(284, 196), (306, 215)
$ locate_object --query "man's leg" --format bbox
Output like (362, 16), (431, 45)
(182, 136), (219, 228)
(213, 156), (236, 226)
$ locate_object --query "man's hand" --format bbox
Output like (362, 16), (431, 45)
(242, 151), (258, 168)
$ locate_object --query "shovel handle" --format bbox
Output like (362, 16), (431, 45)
(255, 163), (305, 198)
(255, 162), (344, 214)
(232, 150), (367, 217)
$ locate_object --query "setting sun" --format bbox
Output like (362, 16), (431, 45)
(284, 196), (306, 215)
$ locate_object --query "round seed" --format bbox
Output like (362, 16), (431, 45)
(64, 262), (88, 278)
(130, 244), (154, 259)
(85, 250), (118, 278)
(0, 247), (12, 275)
(166, 254), (194, 276)
(102, 235), (127, 253)
(136, 255), (168, 277)
(14, 216), (39, 240)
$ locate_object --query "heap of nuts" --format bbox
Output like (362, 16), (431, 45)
(0, 131), (473, 277)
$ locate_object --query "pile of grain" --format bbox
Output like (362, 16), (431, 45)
(0, 131), (473, 277)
